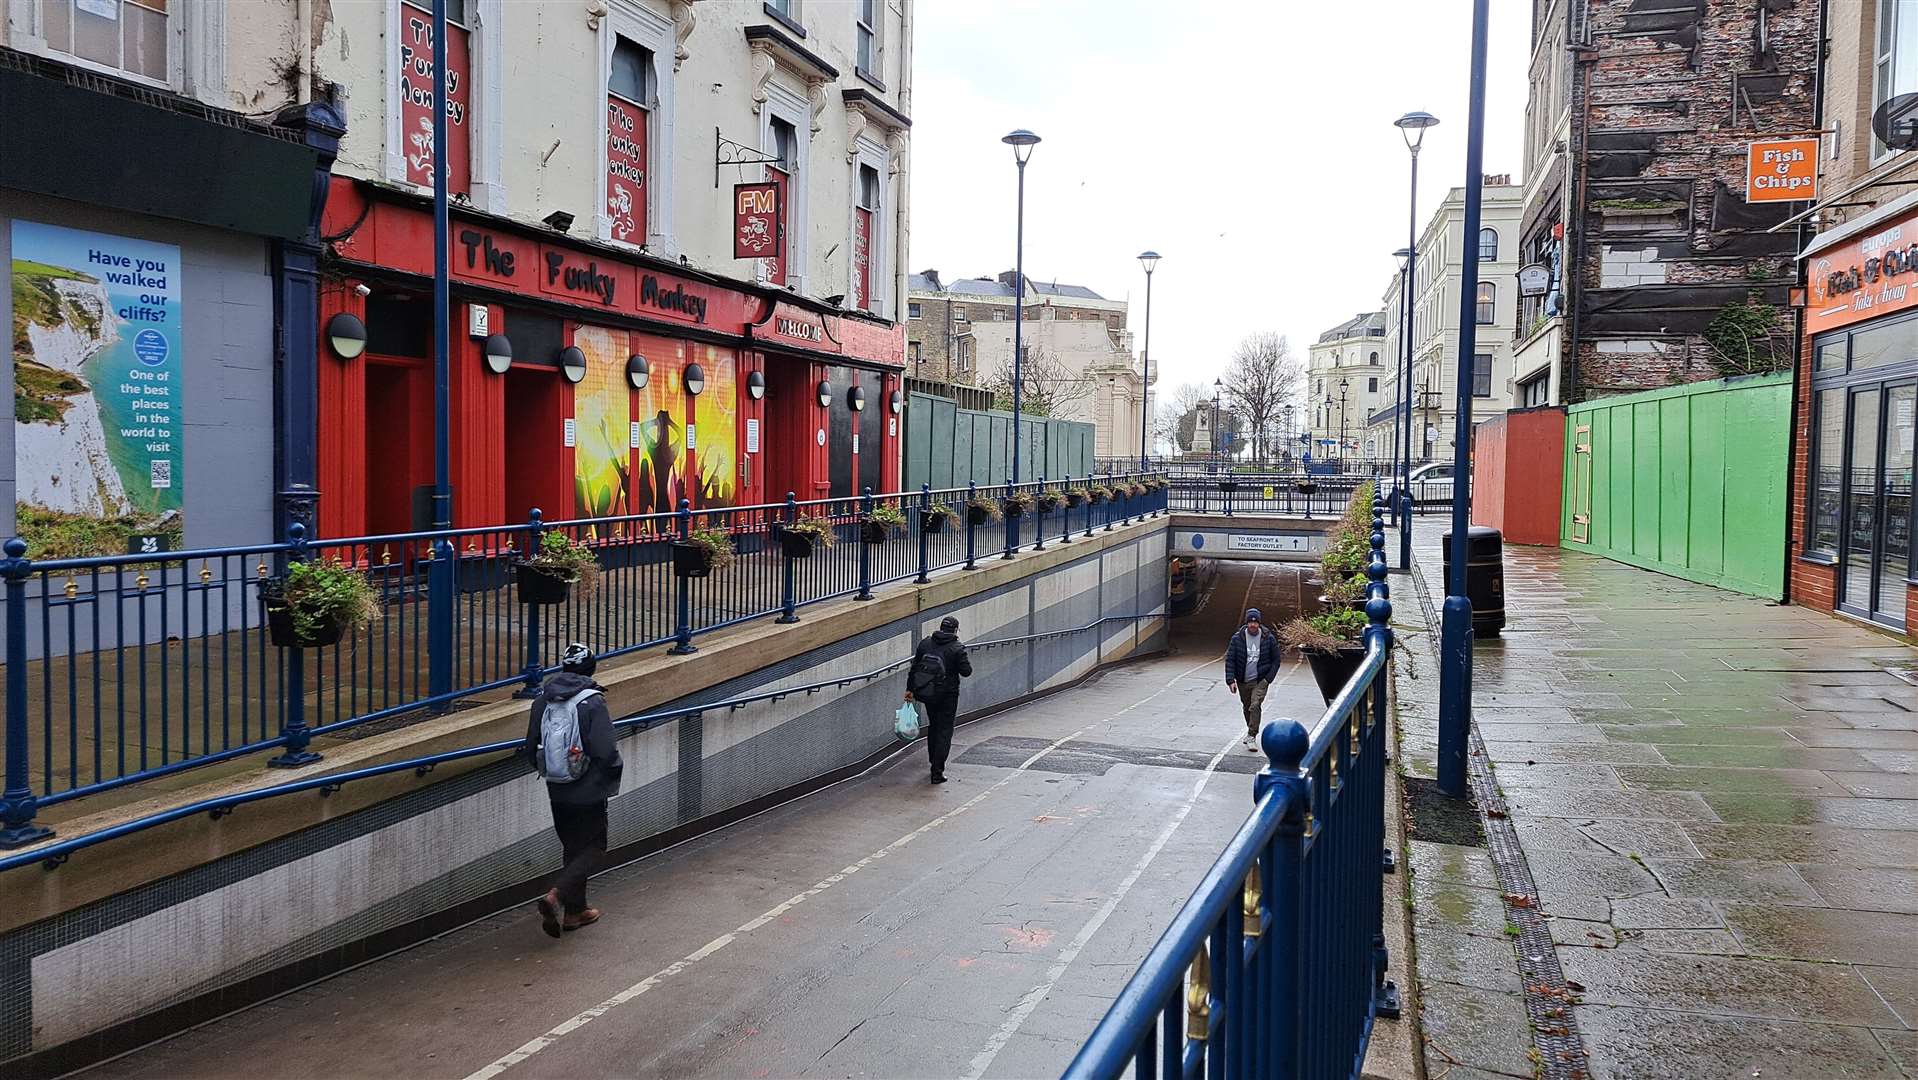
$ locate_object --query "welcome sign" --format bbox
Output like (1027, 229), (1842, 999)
(10, 221), (185, 556)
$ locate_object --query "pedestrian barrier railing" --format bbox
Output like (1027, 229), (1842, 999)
(0, 474), (1167, 846)
(1063, 508), (1400, 1080)
(0, 609), (1164, 874)
(1165, 474), (1452, 524)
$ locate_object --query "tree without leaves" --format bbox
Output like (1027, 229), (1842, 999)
(1220, 332), (1305, 459)
(1154, 381), (1212, 452)
(985, 346), (1094, 418)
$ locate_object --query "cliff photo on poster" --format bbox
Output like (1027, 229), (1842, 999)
(10, 221), (185, 557)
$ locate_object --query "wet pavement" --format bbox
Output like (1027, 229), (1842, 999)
(78, 561), (1351, 1080)
(1394, 537), (1918, 1079)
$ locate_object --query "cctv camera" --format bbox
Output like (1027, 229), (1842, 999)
(353, 283), (372, 297)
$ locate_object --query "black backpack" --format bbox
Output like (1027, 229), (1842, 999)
(908, 648), (946, 698)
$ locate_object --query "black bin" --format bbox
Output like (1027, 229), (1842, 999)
(1441, 526), (1504, 637)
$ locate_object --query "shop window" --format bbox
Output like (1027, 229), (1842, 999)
(1478, 227), (1498, 262)
(605, 37), (653, 244)
(854, 163), (880, 312)
(1850, 315), (1918, 370)
(1476, 282), (1496, 325)
(1814, 339), (1846, 373)
(1876, 0), (1918, 160)
(1809, 391), (1845, 557)
(855, 0), (881, 79)
(1472, 353), (1493, 397)
(40, 0), (171, 84)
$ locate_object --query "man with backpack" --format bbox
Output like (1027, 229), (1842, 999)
(905, 615), (972, 784)
(1225, 607), (1280, 751)
(525, 642), (622, 938)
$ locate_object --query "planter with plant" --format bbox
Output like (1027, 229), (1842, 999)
(863, 502), (906, 544)
(263, 559), (381, 648)
(516, 532), (602, 605)
(1088, 485), (1111, 505)
(673, 525), (736, 578)
(1281, 608), (1371, 705)
(1319, 570), (1367, 612)
(778, 515), (836, 558)
(1002, 491), (1034, 520)
(1318, 521), (1370, 585)
(967, 496), (1003, 525)
(920, 502), (958, 534)
(1036, 488), (1063, 513)
(1065, 488), (1086, 508)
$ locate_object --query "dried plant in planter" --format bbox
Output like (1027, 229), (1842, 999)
(967, 495), (1004, 524)
(1002, 491), (1034, 518)
(524, 531), (603, 600)
(685, 525), (737, 572)
(1280, 608), (1369, 654)
(784, 514), (837, 551)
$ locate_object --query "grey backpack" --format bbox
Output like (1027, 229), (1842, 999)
(537, 689), (602, 783)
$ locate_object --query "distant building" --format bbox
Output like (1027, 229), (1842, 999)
(905, 270), (1153, 460)
(1307, 313), (1389, 461)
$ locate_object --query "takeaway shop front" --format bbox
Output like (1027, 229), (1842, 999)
(313, 179), (903, 538)
(1795, 197), (1918, 635)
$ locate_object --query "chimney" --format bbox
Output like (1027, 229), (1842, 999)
(998, 270), (1024, 294)
(918, 269), (943, 290)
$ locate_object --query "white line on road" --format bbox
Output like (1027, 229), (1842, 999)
(462, 654), (1222, 1080)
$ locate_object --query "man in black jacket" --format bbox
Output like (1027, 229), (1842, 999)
(525, 643), (622, 937)
(1225, 608), (1280, 751)
(906, 615), (973, 785)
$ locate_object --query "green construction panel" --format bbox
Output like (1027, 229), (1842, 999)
(1079, 424), (1094, 476)
(953, 410), (976, 490)
(988, 414), (1010, 485)
(1687, 392), (1726, 579)
(904, 393), (932, 490)
(1721, 382), (1788, 596)
(1044, 420), (1065, 481)
(1609, 406), (1634, 553)
(1632, 401), (1661, 560)
(933, 398), (959, 490)
(1658, 396), (1691, 570)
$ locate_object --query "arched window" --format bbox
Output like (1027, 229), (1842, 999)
(1476, 282), (1496, 324)
(1478, 227), (1498, 262)
(1369, 351), (1379, 363)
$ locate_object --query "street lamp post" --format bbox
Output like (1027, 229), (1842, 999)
(1338, 377), (1350, 467)
(1137, 251), (1159, 470)
(1321, 394), (1332, 464)
(1395, 109), (1438, 570)
(1212, 378), (1223, 466)
(1437, 1), (1489, 800)
(1002, 129), (1039, 556)
(1282, 403), (1294, 464)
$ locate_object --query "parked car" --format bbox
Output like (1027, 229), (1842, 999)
(1385, 463), (1456, 509)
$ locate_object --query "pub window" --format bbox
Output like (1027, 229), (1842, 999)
(855, 0), (881, 77)
(41, 0), (173, 84)
(1476, 282), (1496, 324)
(854, 163), (882, 312)
(504, 310), (564, 370)
(610, 37), (655, 103)
(1808, 390), (1844, 556)
(1472, 353), (1493, 397)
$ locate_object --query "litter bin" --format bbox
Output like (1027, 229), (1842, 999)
(1440, 526), (1504, 637)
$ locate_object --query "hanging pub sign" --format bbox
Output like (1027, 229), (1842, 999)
(397, 0), (471, 193)
(605, 95), (647, 242)
(1745, 137), (1819, 203)
(1517, 263), (1551, 297)
(734, 181), (780, 261)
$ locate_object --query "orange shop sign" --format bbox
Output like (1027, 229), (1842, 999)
(1746, 138), (1818, 202)
(1804, 210), (1918, 334)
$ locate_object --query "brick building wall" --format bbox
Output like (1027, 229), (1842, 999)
(1786, 331), (1837, 612)
(1565, 0), (1817, 401)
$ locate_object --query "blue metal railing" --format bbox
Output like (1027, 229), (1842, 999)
(0, 476), (1167, 845)
(0, 608), (1164, 874)
(1064, 504), (1399, 1080)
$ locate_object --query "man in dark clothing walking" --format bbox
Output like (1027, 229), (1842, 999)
(525, 643), (622, 938)
(1225, 607), (1280, 752)
(906, 615), (972, 784)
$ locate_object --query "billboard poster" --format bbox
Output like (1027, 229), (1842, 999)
(632, 333), (687, 517)
(572, 325), (631, 523)
(690, 346), (737, 508)
(11, 221), (184, 557)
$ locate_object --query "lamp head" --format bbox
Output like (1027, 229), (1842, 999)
(1002, 128), (1041, 164)
(1395, 111), (1439, 152)
(1136, 250), (1161, 274)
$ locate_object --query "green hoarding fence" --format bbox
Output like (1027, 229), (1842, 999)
(1560, 371), (1790, 599)
(904, 392), (1093, 492)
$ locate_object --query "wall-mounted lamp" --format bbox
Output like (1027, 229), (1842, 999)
(557, 345), (587, 383)
(817, 380), (833, 407)
(848, 385), (866, 411)
(889, 390), (903, 414)
(482, 334), (513, 374)
(326, 312), (367, 360)
(685, 362), (706, 396)
(626, 354), (650, 390)
(746, 370), (766, 400)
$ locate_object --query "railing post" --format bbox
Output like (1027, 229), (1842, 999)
(670, 499), (696, 654)
(777, 492), (800, 623)
(1254, 719), (1311, 1080)
(1084, 478), (1096, 539)
(1034, 476), (1047, 552)
(915, 484), (932, 584)
(856, 486), (875, 601)
(1366, 503), (1403, 1020)
(427, 519), (455, 708)
(1103, 472), (1115, 532)
(1059, 475), (1072, 545)
(964, 481), (979, 570)
(269, 522), (323, 768)
(1001, 477), (1016, 561)
(0, 539), (51, 847)
(514, 508), (546, 697)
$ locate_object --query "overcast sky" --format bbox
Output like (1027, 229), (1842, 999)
(908, 0), (1530, 399)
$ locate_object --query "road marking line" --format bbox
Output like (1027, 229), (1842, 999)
(462, 655), (1220, 1080)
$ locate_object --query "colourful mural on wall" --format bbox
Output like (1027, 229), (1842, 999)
(572, 325), (631, 522)
(633, 333), (686, 518)
(691, 345), (737, 508)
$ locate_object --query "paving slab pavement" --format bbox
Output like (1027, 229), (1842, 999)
(1394, 536), (1918, 1079)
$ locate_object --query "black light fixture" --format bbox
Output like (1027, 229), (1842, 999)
(889, 389), (903, 414)
(848, 385), (866, 411)
(626, 354), (650, 390)
(482, 333), (513, 374)
(824, 293), (846, 307)
(543, 210), (575, 232)
(326, 312), (367, 360)
(684, 362), (706, 395)
(746, 370), (766, 400)
(817, 379), (833, 407)
(557, 345), (587, 383)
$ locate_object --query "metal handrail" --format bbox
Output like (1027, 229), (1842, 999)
(1063, 498), (1398, 1080)
(0, 610), (1161, 874)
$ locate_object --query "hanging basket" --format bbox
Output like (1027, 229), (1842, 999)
(672, 541), (715, 578)
(921, 510), (950, 534)
(1002, 502), (1026, 520)
(777, 528), (817, 559)
(1065, 492), (1086, 508)
(861, 521), (895, 545)
(967, 504), (995, 526)
(514, 562), (575, 606)
(264, 603), (345, 649)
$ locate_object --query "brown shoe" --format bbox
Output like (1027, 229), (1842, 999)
(563, 908), (602, 932)
(536, 889), (563, 939)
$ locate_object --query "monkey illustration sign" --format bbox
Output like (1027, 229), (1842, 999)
(734, 182), (780, 260)
(397, 0), (471, 193)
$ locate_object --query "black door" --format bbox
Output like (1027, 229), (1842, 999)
(857, 369), (884, 492)
(828, 364), (854, 499)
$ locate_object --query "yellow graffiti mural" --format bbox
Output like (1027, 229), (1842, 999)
(573, 325), (632, 523)
(691, 345), (737, 508)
